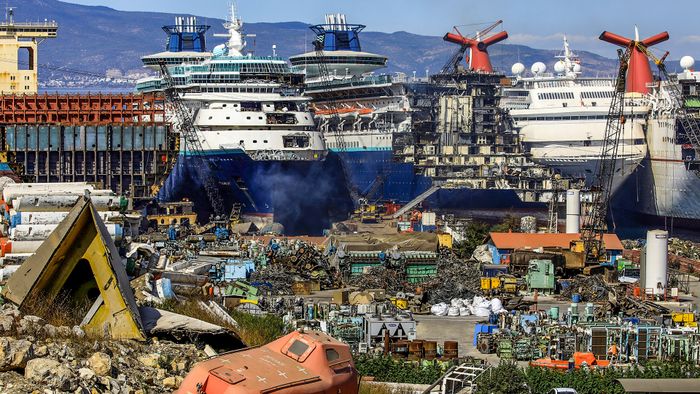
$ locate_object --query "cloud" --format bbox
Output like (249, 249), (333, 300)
(680, 35), (700, 43)
(507, 33), (598, 47)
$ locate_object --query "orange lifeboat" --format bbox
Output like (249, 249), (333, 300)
(176, 330), (358, 393)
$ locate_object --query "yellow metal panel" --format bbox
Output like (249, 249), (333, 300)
(1, 197), (145, 341)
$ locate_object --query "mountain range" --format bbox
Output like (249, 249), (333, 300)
(20, 0), (627, 81)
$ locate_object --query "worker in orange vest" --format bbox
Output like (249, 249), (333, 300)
(607, 342), (619, 358)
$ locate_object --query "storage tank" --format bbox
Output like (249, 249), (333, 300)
(565, 189), (580, 233)
(3, 182), (92, 202)
(644, 229), (668, 295)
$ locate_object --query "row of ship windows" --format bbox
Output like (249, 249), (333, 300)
(581, 91), (614, 99)
(201, 87), (277, 93)
(537, 92), (575, 100)
(536, 91), (613, 100)
(514, 114), (645, 121)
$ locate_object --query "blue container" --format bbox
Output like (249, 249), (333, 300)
(572, 294), (582, 303)
(473, 324), (498, 346)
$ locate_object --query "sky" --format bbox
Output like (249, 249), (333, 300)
(65, 0), (700, 59)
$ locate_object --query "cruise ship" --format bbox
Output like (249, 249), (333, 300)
(616, 56), (700, 228)
(500, 38), (648, 194)
(290, 15), (556, 211)
(137, 8), (352, 233)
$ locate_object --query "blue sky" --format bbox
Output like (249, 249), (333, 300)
(65, 0), (700, 58)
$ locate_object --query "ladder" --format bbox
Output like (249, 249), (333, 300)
(313, 40), (361, 203)
(392, 185), (441, 218)
(158, 61), (226, 217)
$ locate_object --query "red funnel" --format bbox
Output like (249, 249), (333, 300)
(444, 30), (509, 73)
(599, 30), (669, 94)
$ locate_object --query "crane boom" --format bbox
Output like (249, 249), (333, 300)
(158, 61), (226, 218)
(580, 48), (630, 261)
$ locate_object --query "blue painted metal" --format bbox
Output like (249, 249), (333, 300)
(309, 23), (366, 52)
(162, 24), (210, 53)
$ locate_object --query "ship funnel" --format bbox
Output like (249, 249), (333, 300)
(443, 30), (508, 73)
(599, 28), (669, 94)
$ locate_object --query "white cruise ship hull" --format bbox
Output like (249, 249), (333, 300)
(618, 117), (700, 224)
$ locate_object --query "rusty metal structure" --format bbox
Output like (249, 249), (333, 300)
(0, 93), (177, 204)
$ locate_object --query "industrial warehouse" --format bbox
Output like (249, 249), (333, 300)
(0, 3), (699, 394)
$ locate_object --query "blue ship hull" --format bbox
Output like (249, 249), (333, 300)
(158, 151), (354, 234)
(335, 149), (540, 210)
(159, 149), (544, 235)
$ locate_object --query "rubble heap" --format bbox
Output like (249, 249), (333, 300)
(0, 304), (205, 393)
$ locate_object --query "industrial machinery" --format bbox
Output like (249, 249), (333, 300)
(480, 275), (518, 295)
(526, 260), (555, 294)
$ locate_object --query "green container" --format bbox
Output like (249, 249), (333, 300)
(350, 263), (381, 276)
(406, 264), (438, 283)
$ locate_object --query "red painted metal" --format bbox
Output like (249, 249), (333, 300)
(443, 30), (509, 73)
(599, 30), (669, 94)
(0, 93), (166, 125)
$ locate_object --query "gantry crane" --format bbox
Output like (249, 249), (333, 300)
(576, 48), (631, 267)
(158, 61), (226, 219)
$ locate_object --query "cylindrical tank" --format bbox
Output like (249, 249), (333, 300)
(12, 195), (120, 212)
(3, 182), (91, 202)
(1, 240), (43, 256)
(565, 189), (581, 233)
(11, 211), (120, 227)
(11, 223), (123, 241)
(644, 229), (668, 295)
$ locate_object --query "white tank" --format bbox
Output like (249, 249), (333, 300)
(6, 240), (44, 255)
(12, 195), (120, 212)
(3, 182), (92, 202)
(644, 229), (668, 295)
(565, 189), (581, 233)
(11, 223), (123, 241)
(12, 211), (120, 226)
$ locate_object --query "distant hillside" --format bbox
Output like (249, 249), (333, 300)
(22, 0), (622, 81)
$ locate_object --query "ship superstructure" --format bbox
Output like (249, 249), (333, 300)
(621, 57), (700, 226)
(0, 11), (176, 205)
(501, 38), (648, 194)
(292, 15), (566, 211)
(0, 8), (57, 94)
(137, 7), (351, 233)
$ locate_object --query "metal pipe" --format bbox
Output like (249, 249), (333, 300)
(11, 223), (123, 241)
(12, 195), (120, 212)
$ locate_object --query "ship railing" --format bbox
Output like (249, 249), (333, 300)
(0, 21), (58, 27)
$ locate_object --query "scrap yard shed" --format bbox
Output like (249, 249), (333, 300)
(487, 232), (624, 264)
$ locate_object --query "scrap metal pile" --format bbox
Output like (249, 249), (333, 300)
(560, 275), (669, 320)
(346, 265), (405, 292)
(422, 252), (483, 304)
(249, 239), (340, 294)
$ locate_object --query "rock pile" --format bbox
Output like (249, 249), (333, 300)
(0, 304), (206, 393)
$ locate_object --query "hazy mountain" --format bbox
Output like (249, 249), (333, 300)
(19, 0), (624, 81)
